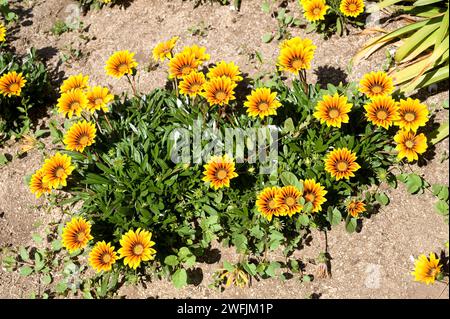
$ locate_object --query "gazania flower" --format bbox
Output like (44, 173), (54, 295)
(105, 50), (138, 78)
(168, 52), (199, 79)
(63, 120), (96, 152)
(179, 71), (206, 97)
(202, 155), (238, 190)
(324, 148), (361, 181)
(89, 241), (118, 272)
(347, 200), (366, 218)
(207, 61), (243, 82)
(303, 0), (329, 22)
(0, 71), (27, 97)
(41, 152), (75, 188)
(57, 89), (88, 118)
(61, 217), (93, 253)
(278, 43), (316, 73)
(0, 23), (6, 42)
(279, 37), (314, 50)
(152, 36), (179, 61)
(256, 187), (286, 221)
(313, 93), (352, 128)
(86, 86), (114, 113)
(395, 98), (429, 132)
(118, 228), (157, 269)
(182, 45), (210, 64)
(60, 73), (89, 93)
(29, 168), (52, 199)
(201, 76), (237, 106)
(275, 185), (303, 217)
(394, 130), (427, 162)
(340, 0), (365, 17)
(302, 179), (327, 213)
(411, 253), (442, 285)
(364, 95), (399, 129)
(244, 88), (282, 119)
(359, 71), (394, 98)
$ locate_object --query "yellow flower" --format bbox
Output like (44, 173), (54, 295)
(275, 185), (303, 217)
(118, 228), (157, 269)
(182, 45), (210, 64)
(0, 23), (6, 42)
(89, 241), (118, 272)
(394, 130), (427, 162)
(411, 253), (442, 285)
(302, 179), (327, 213)
(41, 152), (75, 188)
(63, 120), (96, 153)
(303, 0), (329, 22)
(105, 50), (138, 78)
(278, 41), (316, 73)
(324, 148), (361, 181)
(340, 0), (365, 17)
(244, 87), (282, 119)
(86, 86), (114, 113)
(279, 37), (314, 50)
(0, 71), (27, 97)
(60, 73), (89, 93)
(202, 155), (238, 190)
(359, 71), (394, 98)
(313, 93), (352, 128)
(395, 98), (429, 132)
(62, 217), (93, 253)
(364, 95), (399, 129)
(207, 61), (243, 82)
(347, 200), (366, 218)
(168, 51), (199, 79)
(201, 76), (237, 106)
(29, 168), (52, 199)
(256, 187), (286, 221)
(152, 36), (179, 62)
(57, 89), (88, 118)
(179, 71), (206, 97)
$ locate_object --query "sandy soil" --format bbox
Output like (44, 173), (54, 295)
(0, 0), (448, 299)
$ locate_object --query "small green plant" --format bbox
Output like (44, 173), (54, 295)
(187, 21), (211, 37)
(50, 20), (84, 36)
(0, 0), (18, 23)
(0, 48), (51, 143)
(261, 0), (302, 43)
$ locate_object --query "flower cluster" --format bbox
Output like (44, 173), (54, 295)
(29, 74), (116, 198)
(61, 216), (156, 272)
(256, 180), (327, 221)
(359, 71), (429, 162)
(301, 0), (364, 22)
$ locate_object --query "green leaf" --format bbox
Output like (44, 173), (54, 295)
(223, 261), (235, 272)
(283, 118), (295, 133)
(280, 172), (303, 191)
(405, 174), (423, 194)
(346, 218), (357, 233)
(243, 262), (257, 276)
(19, 246), (29, 261)
(262, 33), (273, 43)
(375, 192), (390, 206)
(432, 184), (449, 201)
(164, 255), (179, 267)
(327, 208), (342, 226)
(41, 274), (52, 285)
(265, 262), (281, 278)
(51, 240), (62, 252)
(435, 200), (449, 215)
(55, 281), (68, 294)
(32, 234), (42, 244)
(19, 266), (33, 276)
(298, 214), (310, 226)
(172, 269), (187, 289)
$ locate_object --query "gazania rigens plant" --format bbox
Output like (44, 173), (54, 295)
(30, 37), (435, 289)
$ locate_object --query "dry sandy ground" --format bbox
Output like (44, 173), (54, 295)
(0, 0), (449, 299)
